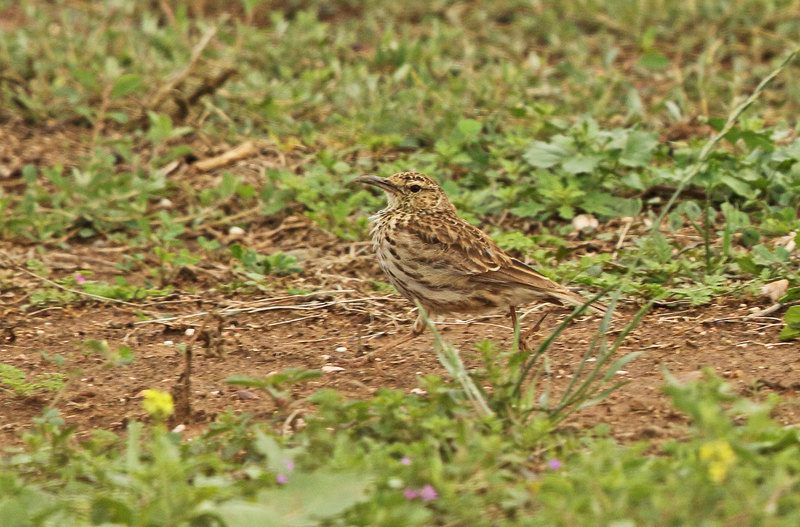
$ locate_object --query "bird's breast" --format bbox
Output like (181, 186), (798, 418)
(371, 227), (493, 313)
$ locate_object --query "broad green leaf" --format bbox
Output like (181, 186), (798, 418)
(202, 501), (288, 527)
(779, 287), (800, 303)
(784, 305), (800, 326)
(582, 192), (642, 218)
(457, 118), (482, 140)
(511, 201), (546, 219)
(230, 244), (244, 259)
(562, 154), (600, 174)
(71, 68), (99, 92)
(208, 471), (371, 527)
(779, 325), (800, 341)
(91, 496), (134, 524)
(523, 140), (574, 168)
(638, 52), (670, 70)
(557, 204), (575, 219)
(111, 73), (143, 99)
(620, 130), (658, 167)
(719, 175), (755, 198)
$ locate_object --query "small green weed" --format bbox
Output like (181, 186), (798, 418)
(779, 305), (800, 341)
(82, 339), (136, 367)
(0, 364), (65, 398)
(24, 267), (170, 309)
(230, 244), (302, 279)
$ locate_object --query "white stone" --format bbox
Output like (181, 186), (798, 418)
(572, 214), (599, 232)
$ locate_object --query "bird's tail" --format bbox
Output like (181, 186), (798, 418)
(546, 286), (608, 315)
(507, 258), (609, 315)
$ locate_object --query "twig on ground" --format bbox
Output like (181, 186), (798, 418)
(745, 303), (785, 318)
(709, 314), (783, 324)
(194, 140), (258, 172)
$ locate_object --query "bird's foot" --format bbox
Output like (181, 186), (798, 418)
(518, 311), (549, 351)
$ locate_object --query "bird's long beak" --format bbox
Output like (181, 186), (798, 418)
(354, 175), (400, 194)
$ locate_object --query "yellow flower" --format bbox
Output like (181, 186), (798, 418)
(699, 439), (735, 483)
(142, 389), (174, 419)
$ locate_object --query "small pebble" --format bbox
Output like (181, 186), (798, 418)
(185, 328), (195, 336)
(163, 340), (174, 346)
(172, 424), (186, 433)
(321, 365), (345, 373)
(572, 213), (599, 232)
(229, 226), (245, 236)
(335, 346), (347, 353)
(236, 390), (259, 400)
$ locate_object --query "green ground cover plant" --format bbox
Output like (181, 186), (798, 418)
(2, 0), (800, 525)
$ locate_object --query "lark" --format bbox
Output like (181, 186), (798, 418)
(356, 171), (607, 354)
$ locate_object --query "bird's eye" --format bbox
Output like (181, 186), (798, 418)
(409, 185), (422, 193)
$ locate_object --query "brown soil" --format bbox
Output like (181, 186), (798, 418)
(2, 228), (799, 448)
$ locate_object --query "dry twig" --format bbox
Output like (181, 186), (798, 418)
(194, 141), (258, 172)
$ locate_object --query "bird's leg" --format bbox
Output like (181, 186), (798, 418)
(522, 310), (548, 344)
(510, 306), (549, 351)
(342, 314), (426, 374)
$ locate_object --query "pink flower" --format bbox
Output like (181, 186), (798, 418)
(276, 473), (288, 484)
(400, 456), (411, 466)
(547, 459), (562, 470)
(285, 459), (294, 472)
(419, 484), (438, 501)
(404, 484), (438, 501)
(75, 273), (86, 284)
(403, 487), (419, 500)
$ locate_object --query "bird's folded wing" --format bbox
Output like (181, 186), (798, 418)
(409, 216), (606, 313)
(409, 217), (512, 273)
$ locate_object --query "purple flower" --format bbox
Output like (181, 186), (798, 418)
(75, 273), (86, 284)
(285, 459), (295, 472)
(419, 484), (438, 502)
(403, 487), (419, 500)
(276, 473), (288, 484)
(547, 459), (562, 471)
(400, 456), (411, 466)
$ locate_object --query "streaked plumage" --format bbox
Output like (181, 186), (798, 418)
(357, 171), (606, 346)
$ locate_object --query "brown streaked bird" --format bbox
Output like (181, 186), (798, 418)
(356, 171), (607, 354)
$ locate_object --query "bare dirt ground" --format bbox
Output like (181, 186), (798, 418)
(2, 224), (799, 449)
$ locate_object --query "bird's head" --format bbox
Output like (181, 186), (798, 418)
(355, 172), (454, 213)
